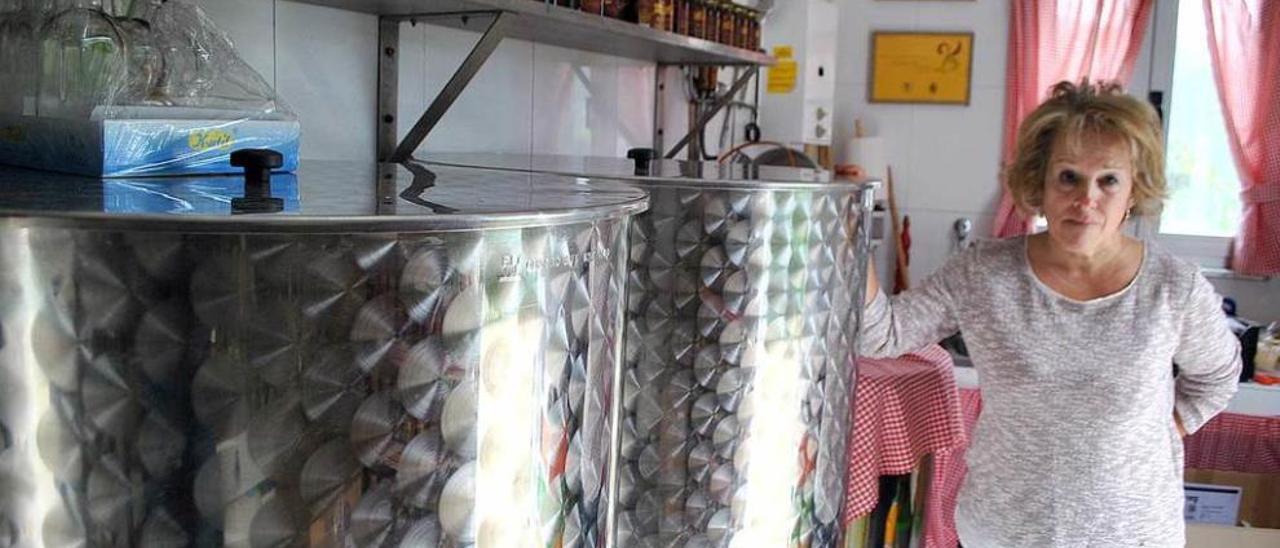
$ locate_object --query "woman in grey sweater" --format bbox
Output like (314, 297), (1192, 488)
(859, 80), (1242, 547)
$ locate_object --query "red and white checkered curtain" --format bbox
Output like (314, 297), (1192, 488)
(992, 0), (1154, 237)
(1204, 0), (1280, 275)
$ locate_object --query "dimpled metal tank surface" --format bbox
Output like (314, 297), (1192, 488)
(0, 161), (647, 547)
(423, 154), (879, 548)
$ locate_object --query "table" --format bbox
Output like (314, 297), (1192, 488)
(843, 345), (966, 547)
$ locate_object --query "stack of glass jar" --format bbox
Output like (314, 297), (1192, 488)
(0, 0), (274, 119)
(567, 0), (762, 52)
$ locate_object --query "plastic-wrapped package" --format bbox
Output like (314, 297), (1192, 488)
(0, 0), (299, 177)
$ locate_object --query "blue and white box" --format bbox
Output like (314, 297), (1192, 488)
(0, 106), (300, 178)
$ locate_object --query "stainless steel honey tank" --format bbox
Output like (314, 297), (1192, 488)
(423, 153), (879, 548)
(0, 160), (647, 547)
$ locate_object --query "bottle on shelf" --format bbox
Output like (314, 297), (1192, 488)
(717, 0), (734, 45)
(689, 0), (706, 39)
(635, 0), (653, 26)
(705, 0), (720, 43)
(750, 8), (761, 50)
(674, 0), (689, 35)
(732, 5), (742, 48)
(603, 0), (629, 19)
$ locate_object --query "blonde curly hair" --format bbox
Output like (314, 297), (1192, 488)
(1005, 80), (1167, 218)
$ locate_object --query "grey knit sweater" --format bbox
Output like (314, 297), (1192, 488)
(860, 236), (1241, 547)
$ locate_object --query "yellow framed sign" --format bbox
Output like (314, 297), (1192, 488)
(869, 31), (974, 105)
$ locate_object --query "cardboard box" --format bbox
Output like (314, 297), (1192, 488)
(0, 109), (300, 178)
(1185, 482), (1242, 525)
(1185, 469), (1280, 528)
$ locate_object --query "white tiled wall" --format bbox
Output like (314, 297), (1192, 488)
(407, 21), (537, 154)
(193, 0), (655, 161)
(832, 0), (1009, 283)
(275, 1), (378, 161)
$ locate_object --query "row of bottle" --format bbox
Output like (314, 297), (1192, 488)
(549, 0), (764, 52)
(0, 0), (217, 119)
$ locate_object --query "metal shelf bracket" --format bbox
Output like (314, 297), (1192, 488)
(663, 66), (759, 160)
(379, 10), (514, 163)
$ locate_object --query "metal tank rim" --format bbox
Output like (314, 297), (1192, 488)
(0, 162), (650, 234)
(419, 153), (883, 194)
(0, 206), (649, 234)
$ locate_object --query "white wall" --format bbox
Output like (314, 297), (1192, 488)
(830, 0), (1009, 286)
(194, 0), (655, 161)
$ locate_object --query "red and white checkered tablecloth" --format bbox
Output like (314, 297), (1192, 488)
(1184, 408), (1280, 473)
(929, 388), (982, 548)
(843, 345), (966, 547)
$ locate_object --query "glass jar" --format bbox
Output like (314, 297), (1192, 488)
(0, 0), (17, 113)
(663, 0), (677, 31)
(705, 1), (719, 43)
(38, 0), (129, 118)
(0, 0), (50, 115)
(674, 0), (689, 35)
(689, 0), (706, 39)
(717, 1), (734, 45)
(636, 0), (656, 27)
(735, 7), (750, 49)
(150, 0), (220, 103)
(114, 0), (163, 105)
(603, 0), (627, 19)
(580, 0), (602, 14)
(751, 9), (761, 50)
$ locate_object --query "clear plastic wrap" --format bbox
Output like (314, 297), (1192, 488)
(0, 0), (299, 177)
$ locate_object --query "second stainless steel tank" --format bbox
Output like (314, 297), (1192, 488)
(425, 153), (879, 547)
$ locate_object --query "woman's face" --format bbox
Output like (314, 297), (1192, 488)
(1040, 132), (1136, 255)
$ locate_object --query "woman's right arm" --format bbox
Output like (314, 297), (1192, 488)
(859, 254), (964, 359)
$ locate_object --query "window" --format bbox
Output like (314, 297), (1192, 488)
(1158, 0), (1242, 240)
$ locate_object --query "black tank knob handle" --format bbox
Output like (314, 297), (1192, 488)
(627, 147), (656, 176)
(230, 148), (284, 214)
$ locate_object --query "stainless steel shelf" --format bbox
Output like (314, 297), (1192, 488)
(294, 0), (775, 66)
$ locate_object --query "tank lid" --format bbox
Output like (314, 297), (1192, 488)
(421, 152), (882, 191)
(0, 161), (648, 232)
